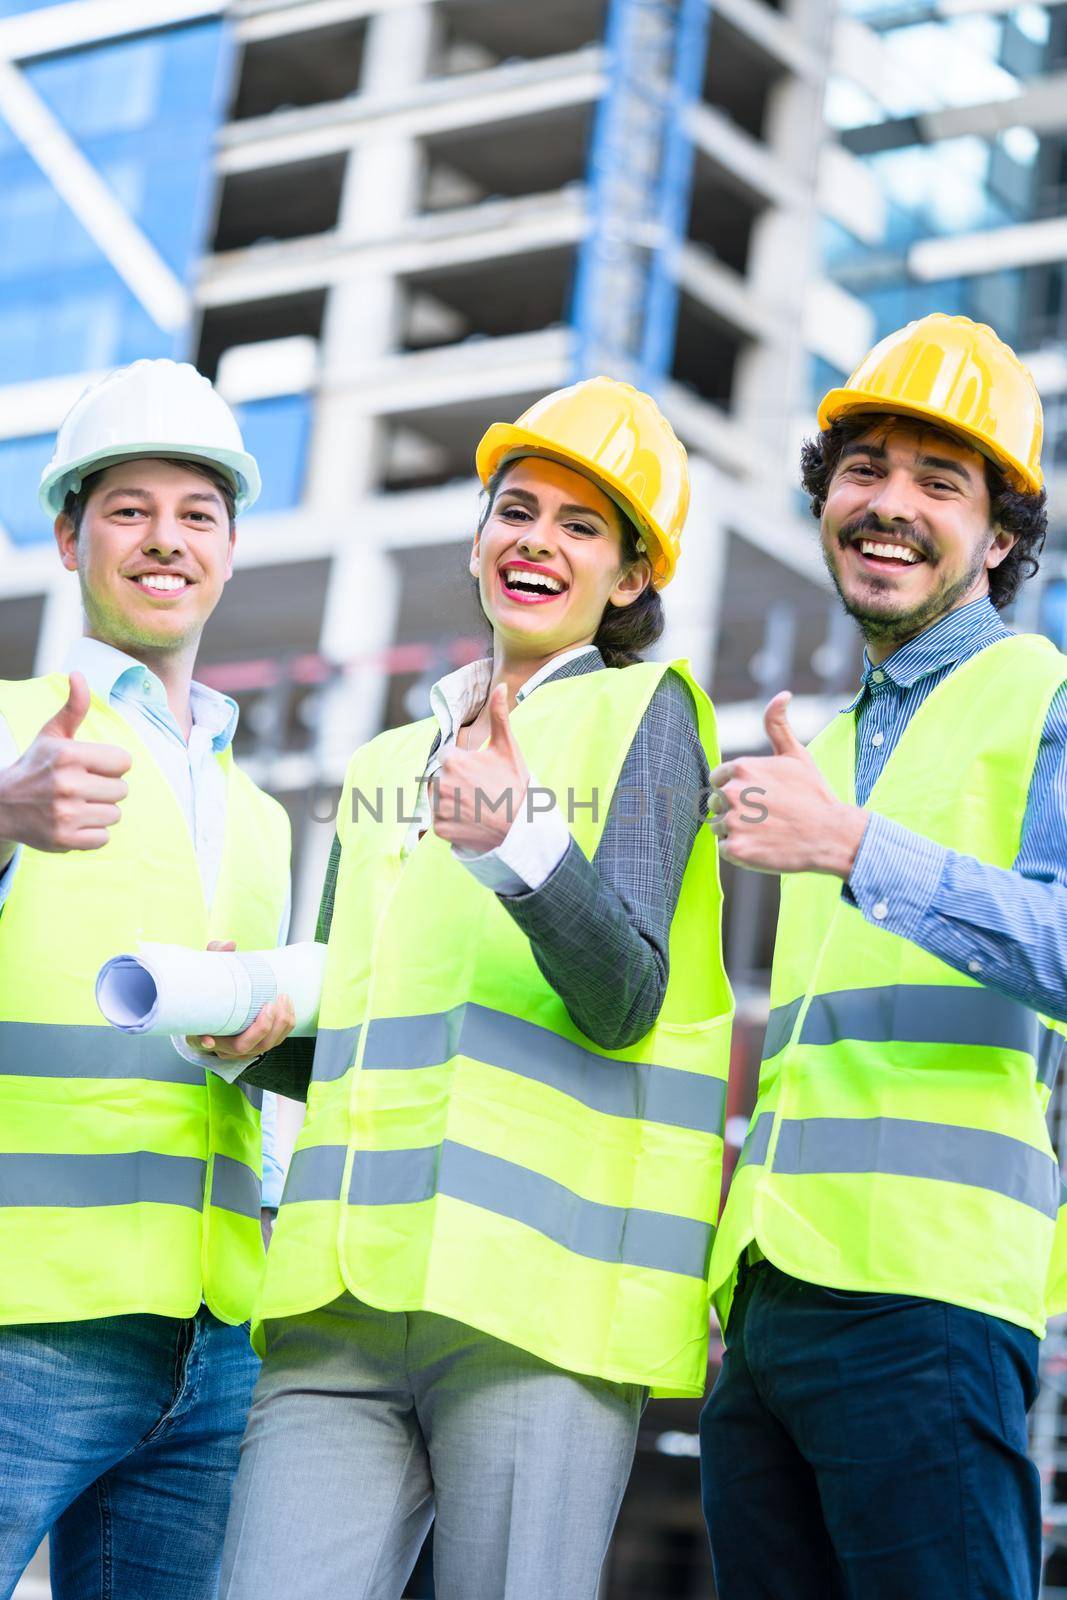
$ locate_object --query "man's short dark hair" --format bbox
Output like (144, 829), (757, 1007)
(62, 457), (237, 535)
(800, 414), (1048, 610)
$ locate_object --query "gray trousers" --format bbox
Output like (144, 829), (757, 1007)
(219, 1294), (643, 1600)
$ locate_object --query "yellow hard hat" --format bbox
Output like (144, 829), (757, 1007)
(818, 313), (1044, 494)
(475, 376), (690, 586)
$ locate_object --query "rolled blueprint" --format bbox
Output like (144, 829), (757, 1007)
(95, 941), (326, 1040)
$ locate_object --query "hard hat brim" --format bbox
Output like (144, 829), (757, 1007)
(38, 443), (262, 518)
(817, 388), (1042, 495)
(476, 422), (676, 586)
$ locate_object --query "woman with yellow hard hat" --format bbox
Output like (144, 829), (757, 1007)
(217, 376), (734, 1600)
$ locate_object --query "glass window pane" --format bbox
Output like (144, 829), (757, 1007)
(0, 435), (52, 546)
(234, 396), (312, 516)
(0, 1), (72, 14)
(0, 21), (230, 382)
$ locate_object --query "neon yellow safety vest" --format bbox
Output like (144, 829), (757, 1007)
(257, 661), (733, 1397)
(711, 634), (1067, 1337)
(0, 674), (290, 1326)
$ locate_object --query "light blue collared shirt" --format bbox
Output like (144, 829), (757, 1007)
(0, 637), (288, 1207)
(844, 596), (1067, 1025)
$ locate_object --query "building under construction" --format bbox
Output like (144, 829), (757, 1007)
(0, 0), (875, 973)
(1, 0), (1066, 1594)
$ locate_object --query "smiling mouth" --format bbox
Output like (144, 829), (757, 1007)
(127, 574), (192, 598)
(851, 539), (925, 571)
(498, 564), (568, 605)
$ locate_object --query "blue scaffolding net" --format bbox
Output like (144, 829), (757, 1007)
(571, 0), (711, 393)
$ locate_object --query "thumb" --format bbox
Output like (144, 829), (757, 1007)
(40, 671), (90, 741)
(487, 683), (519, 758)
(764, 691), (805, 758)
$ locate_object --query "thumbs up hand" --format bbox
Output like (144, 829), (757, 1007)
(763, 691), (809, 760)
(709, 691), (869, 878)
(432, 683), (530, 855)
(0, 672), (131, 854)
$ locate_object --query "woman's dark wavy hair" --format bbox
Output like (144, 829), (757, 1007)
(800, 414), (1047, 611)
(478, 465), (663, 667)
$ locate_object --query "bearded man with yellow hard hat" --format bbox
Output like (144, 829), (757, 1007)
(0, 361), (294, 1600)
(210, 377), (734, 1600)
(703, 313), (1065, 1599)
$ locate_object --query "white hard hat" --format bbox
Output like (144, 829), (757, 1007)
(39, 358), (261, 518)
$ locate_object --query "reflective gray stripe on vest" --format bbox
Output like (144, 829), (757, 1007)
(0, 1023), (208, 1086)
(282, 1141), (713, 1279)
(313, 1005), (726, 1135)
(239, 1081), (264, 1111)
(0, 1151), (207, 1210)
(283, 1144), (347, 1204)
(737, 1113), (773, 1170)
(1038, 1029), (1066, 1089)
(763, 985), (1063, 1085)
(762, 1000), (803, 1062)
(210, 1154), (261, 1219)
(772, 1116), (1059, 1220)
(311, 1026), (361, 1084)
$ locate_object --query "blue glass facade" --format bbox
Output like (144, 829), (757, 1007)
(820, 4), (1061, 387)
(1040, 579), (1067, 650)
(0, 433), (51, 546)
(0, 21), (231, 385)
(0, 1), (71, 13)
(234, 395), (312, 516)
(0, 15), (309, 542)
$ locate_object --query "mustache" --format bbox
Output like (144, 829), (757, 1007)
(838, 515), (936, 562)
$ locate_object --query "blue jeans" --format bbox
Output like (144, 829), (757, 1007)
(0, 1309), (259, 1600)
(700, 1261), (1042, 1600)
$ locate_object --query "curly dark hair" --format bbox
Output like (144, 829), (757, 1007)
(800, 415), (1047, 610)
(478, 463), (664, 667)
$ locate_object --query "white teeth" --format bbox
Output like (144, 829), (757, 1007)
(858, 540), (920, 565)
(504, 567), (564, 593)
(136, 574), (188, 592)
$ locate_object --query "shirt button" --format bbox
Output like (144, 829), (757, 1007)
(968, 959), (982, 975)
(871, 731), (884, 747)
(872, 901), (889, 921)
(871, 670), (885, 684)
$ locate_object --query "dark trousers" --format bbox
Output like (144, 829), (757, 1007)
(700, 1262), (1042, 1600)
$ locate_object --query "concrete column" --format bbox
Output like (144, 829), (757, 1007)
(303, 3), (438, 911)
(658, 455), (727, 691)
(731, 0), (834, 506)
(33, 570), (84, 674)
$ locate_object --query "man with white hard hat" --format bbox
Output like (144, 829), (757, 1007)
(0, 360), (295, 1600)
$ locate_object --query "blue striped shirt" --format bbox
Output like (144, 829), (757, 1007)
(845, 596), (1067, 1023)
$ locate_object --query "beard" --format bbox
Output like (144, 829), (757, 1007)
(823, 517), (989, 650)
(79, 571), (202, 659)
